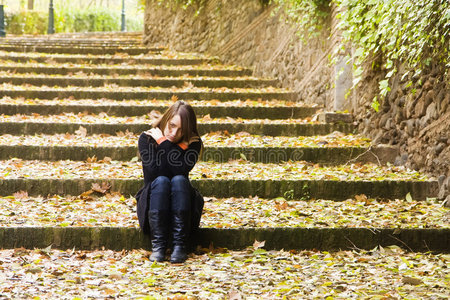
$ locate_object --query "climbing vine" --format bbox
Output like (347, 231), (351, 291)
(144, 0), (207, 16)
(272, 0), (330, 40)
(142, 0), (449, 110)
(273, 0), (449, 109)
(334, 0), (450, 110)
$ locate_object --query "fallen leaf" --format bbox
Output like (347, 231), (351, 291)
(228, 290), (243, 300)
(402, 276), (423, 286)
(75, 126), (87, 138)
(13, 191), (28, 200)
(26, 267), (42, 274)
(91, 182), (111, 194)
(253, 240), (265, 249)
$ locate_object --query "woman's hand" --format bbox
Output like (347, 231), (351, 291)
(187, 136), (200, 145)
(144, 127), (164, 141)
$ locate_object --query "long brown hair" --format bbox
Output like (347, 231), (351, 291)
(153, 100), (201, 144)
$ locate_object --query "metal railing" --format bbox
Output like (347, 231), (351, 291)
(48, 0), (55, 34)
(0, 3), (5, 37)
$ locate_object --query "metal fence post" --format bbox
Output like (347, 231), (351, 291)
(121, 0), (126, 32)
(0, 2), (5, 37)
(48, 0), (55, 34)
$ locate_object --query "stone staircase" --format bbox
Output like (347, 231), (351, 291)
(0, 33), (447, 253)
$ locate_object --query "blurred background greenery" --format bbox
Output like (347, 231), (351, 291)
(1, 0), (144, 34)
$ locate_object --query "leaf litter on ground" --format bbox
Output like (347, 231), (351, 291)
(0, 159), (430, 181)
(0, 132), (371, 148)
(0, 96), (313, 107)
(0, 71), (267, 81)
(0, 49), (218, 61)
(0, 246), (447, 299)
(0, 113), (321, 125)
(0, 193), (447, 229)
(0, 83), (290, 94)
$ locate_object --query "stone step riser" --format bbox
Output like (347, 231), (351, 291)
(0, 40), (143, 44)
(0, 43), (144, 47)
(0, 65), (250, 76)
(0, 77), (277, 89)
(1, 227), (448, 253)
(34, 32), (142, 36)
(0, 90), (295, 101)
(0, 178), (437, 200)
(0, 123), (355, 137)
(0, 46), (160, 55)
(0, 104), (317, 119)
(7, 34), (142, 39)
(0, 145), (396, 165)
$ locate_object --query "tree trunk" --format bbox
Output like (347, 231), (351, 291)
(28, 0), (34, 10)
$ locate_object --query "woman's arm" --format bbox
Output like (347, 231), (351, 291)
(138, 132), (172, 181)
(163, 140), (202, 177)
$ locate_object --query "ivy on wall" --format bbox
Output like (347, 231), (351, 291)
(145, 0), (449, 110)
(145, 0), (207, 15)
(334, 0), (450, 110)
(272, 0), (330, 40)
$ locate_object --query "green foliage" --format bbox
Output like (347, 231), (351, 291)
(4, 7), (143, 34)
(273, 0), (331, 41)
(5, 10), (47, 35)
(142, 0), (449, 113)
(154, 0), (207, 16)
(283, 189), (294, 200)
(55, 7), (117, 32)
(138, 0), (146, 11)
(334, 0), (450, 108)
(371, 96), (380, 112)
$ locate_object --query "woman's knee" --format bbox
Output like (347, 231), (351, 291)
(151, 176), (171, 191)
(150, 176), (171, 210)
(153, 176), (170, 184)
(171, 175), (190, 191)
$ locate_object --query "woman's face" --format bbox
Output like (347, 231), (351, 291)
(164, 114), (183, 143)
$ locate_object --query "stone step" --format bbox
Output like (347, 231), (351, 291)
(50, 31), (143, 38)
(0, 37), (142, 43)
(0, 121), (354, 136)
(0, 99), (317, 119)
(0, 248), (446, 299)
(0, 131), (371, 147)
(0, 144), (396, 164)
(1, 227), (447, 252)
(0, 178), (435, 200)
(0, 87), (295, 101)
(0, 53), (215, 66)
(2, 35), (142, 42)
(0, 41), (144, 47)
(0, 63), (251, 76)
(0, 75), (277, 89)
(0, 159), (436, 199)
(1, 194), (446, 251)
(2, 194), (445, 231)
(0, 130), (393, 164)
(0, 45), (162, 55)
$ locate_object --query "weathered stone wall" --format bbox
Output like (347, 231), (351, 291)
(355, 63), (450, 199)
(144, 0), (449, 199)
(144, 0), (335, 107)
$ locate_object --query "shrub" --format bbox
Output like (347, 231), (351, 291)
(5, 10), (47, 34)
(4, 7), (143, 34)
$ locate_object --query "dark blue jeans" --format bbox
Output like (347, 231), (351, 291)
(149, 175), (192, 212)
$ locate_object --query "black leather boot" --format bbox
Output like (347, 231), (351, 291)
(170, 210), (190, 263)
(149, 210), (169, 262)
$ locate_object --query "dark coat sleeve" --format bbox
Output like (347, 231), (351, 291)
(158, 139), (202, 177)
(137, 132), (172, 183)
(136, 132), (159, 234)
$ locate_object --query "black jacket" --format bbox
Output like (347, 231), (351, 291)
(135, 132), (203, 234)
